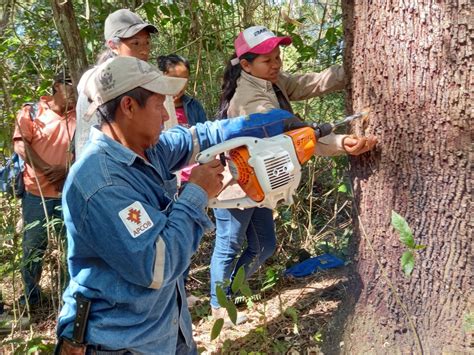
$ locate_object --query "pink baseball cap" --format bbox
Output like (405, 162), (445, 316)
(234, 26), (292, 58)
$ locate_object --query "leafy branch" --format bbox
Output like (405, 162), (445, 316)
(391, 210), (426, 276)
(210, 266), (252, 341)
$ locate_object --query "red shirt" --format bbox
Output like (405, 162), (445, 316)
(175, 106), (190, 127)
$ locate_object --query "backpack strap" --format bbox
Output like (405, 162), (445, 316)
(22, 102), (39, 121)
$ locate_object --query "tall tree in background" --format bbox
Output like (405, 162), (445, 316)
(50, 0), (88, 87)
(326, 1), (471, 353)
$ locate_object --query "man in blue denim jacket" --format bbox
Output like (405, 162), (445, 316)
(56, 56), (295, 354)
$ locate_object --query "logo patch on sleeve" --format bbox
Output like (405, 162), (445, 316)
(119, 201), (154, 238)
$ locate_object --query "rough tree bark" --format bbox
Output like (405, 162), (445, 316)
(0, 0), (14, 35)
(324, 1), (471, 353)
(50, 0), (88, 89)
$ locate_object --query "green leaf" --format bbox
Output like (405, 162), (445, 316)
(313, 330), (323, 344)
(240, 283), (253, 298)
(231, 266), (245, 294)
(266, 268), (276, 278)
(261, 280), (276, 292)
(225, 302), (237, 324)
(216, 285), (228, 308)
(284, 307), (298, 322)
(414, 244), (426, 250)
(255, 326), (266, 334)
(325, 27), (338, 44)
(281, 23), (296, 34)
(391, 211), (415, 248)
(169, 3), (181, 17)
(24, 220), (41, 231)
(160, 5), (171, 16)
(337, 183), (347, 193)
(210, 318), (224, 340)
(222, 1), (232, 11)
(143, 2), (158, 20)
(291, 34), (304, 49)
(160, 18), (171, 26)
(401, 250), (415, 276)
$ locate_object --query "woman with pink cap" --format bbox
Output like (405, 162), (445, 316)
(209, 25), (377, 321)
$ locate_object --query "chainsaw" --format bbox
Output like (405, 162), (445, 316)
(196, 111), (368, 210)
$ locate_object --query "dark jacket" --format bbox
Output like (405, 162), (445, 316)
(182, 95), (208, 125)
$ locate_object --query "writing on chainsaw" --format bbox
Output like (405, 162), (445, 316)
(196, 110), (369, 209)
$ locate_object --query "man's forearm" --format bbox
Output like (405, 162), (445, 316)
(195, 108), (296, 150)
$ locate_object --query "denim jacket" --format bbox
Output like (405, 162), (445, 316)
(182, 94), (208, 125)
(58, 125), (221, 353)
(57, 110), (295, 353)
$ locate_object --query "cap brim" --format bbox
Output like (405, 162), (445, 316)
(119, 23), (158, 39)
(141, 74), (187, 96)
(248, 36), (292, 55)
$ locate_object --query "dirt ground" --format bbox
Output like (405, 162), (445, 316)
(191, 270), (348, 354)
(0, 232), (349, 354)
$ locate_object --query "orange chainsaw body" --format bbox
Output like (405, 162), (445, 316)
(228, 127), (316, 203)
(285, 127), (317, 165)
(228, 147), (266, 202)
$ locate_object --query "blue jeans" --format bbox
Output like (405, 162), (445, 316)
(21, 192), (64, 300)
(209, 207), (276, 308)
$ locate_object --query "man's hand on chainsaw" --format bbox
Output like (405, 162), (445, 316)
(188, 159), (225, 198)
(342, 135), (378, 155)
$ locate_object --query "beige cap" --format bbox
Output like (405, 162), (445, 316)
(83, 56), (187, 118)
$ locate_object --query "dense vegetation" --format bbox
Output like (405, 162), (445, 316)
(0, 0), (354, 352)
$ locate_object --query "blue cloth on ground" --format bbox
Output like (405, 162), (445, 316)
(284, 253), (344, 278)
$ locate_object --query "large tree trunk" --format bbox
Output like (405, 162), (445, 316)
(327, 1), (471, 353)
(50, 0), (88, 88)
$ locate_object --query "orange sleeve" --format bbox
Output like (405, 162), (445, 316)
(13, 106), (35, 160)
(13, 105), (34, 143)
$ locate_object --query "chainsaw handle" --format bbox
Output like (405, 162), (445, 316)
(195, 136), (258, 164)
(208, 196), (262, 209)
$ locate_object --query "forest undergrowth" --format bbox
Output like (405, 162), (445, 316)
(0, 150), (354, 353)
(0, 1), (351, 352)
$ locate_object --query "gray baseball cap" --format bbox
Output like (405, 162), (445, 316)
(104, 9), (158, 41)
